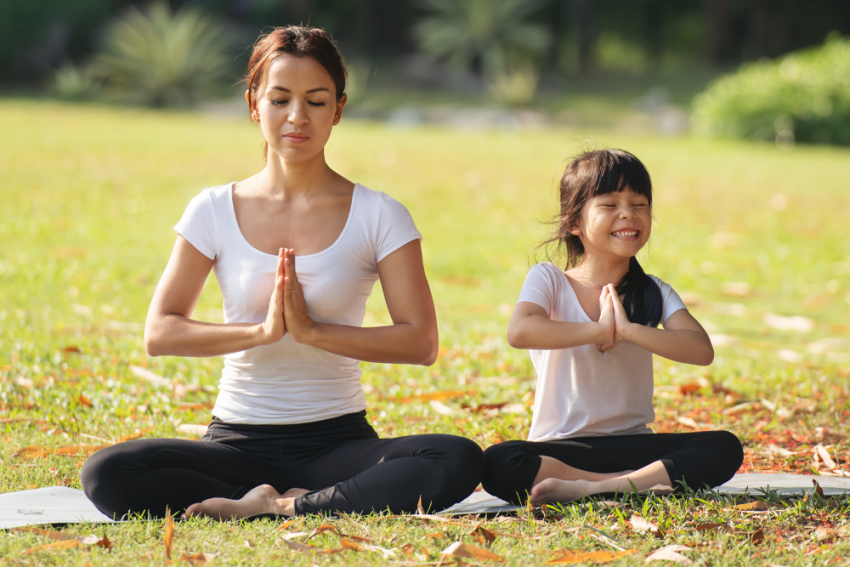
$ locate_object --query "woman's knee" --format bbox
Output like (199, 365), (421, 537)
(711, 430), (744, 477)
(481, 441), (534, 503)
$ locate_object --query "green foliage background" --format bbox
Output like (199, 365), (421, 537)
(692, 36), (850, 146)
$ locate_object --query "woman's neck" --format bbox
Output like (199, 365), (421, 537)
(259, 149), (337, 199)
(569, 254), (630, 288)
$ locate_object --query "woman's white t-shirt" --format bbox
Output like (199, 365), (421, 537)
(518, 262), (687, 442)
(174, 183), (421, 424)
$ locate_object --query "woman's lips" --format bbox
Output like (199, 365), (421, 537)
(284, 133), (309, 143)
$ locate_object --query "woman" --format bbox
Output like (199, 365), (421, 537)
(81, 26), (484, 519)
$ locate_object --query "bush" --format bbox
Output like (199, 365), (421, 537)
(52, 63), (101, 101)
(94, 2), (230, 107)
(692, 35), (850, 146)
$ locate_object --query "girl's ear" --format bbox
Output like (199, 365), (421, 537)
(568, 222), (582, 236)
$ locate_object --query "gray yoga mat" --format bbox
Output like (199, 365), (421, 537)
(2, 473), (848, 528)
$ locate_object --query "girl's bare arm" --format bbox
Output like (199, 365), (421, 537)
(282, 240), (439, 366)
(144, 236), (287, 357)
(610, 285), (714, 365)
(507, 299), (612, 350)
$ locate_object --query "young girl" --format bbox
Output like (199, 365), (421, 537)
(482, 149), (743, 506)
(81, 26), (483, 519)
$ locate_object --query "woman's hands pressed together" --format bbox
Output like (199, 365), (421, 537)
(282, 248), (316, 344)
(259, 249), (288, 345)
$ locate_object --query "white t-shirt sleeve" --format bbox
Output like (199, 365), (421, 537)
(375, 193), (422, 263)
(652, 276), (687, 324)
(174, 190), (218, 260)
(517, 263), (556, 313)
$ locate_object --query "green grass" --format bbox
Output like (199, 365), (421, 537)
(0, 98), (849, 565)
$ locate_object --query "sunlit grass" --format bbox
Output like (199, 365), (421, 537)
(0, 99), (848, 564)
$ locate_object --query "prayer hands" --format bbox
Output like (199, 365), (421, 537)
(596, 284), (633, 352)
(260, 249), (287, 344)
(282, 249), (315, 343)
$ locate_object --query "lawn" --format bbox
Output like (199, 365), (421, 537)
(0, 98), (849, 565)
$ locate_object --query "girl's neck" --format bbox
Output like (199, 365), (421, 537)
(568, 254), (631, 288)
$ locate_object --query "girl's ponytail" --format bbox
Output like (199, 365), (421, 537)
(615, 256), (662, 327)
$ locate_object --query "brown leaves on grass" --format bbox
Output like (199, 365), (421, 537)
(629, 514), (664, 537)
(14, 527), (111, 555)
(164, 510), (175, 559)
(727, 500), (770, 511)
(281, 522), (393, 558)
(645, 544), (693, 564)
(389, 390), (474, 403)
(548, 549), (637, 564)
(440, 541), (504, 562)
(12, 427), (154, 460)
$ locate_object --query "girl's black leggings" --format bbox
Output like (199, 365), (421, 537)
(481, 430), (743, 504)
(81, 411), (484, 519)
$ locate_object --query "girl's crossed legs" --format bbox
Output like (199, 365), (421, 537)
(482, 430), (743, 505)
(82, 411), (484, 519)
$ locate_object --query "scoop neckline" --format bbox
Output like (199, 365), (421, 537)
(227, 182), (359, 260)
(550, 263), (594, 323)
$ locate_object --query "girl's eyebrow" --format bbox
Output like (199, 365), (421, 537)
(269, 86), (330, 93)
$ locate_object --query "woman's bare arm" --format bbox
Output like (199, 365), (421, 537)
(282, 240), (439, 365)
(144, 236), (287, 357)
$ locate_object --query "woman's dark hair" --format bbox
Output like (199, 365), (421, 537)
(245, 26), (347, 158)
(541, 148), (662, 327)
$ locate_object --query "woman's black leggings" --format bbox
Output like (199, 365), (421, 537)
(482, 430), (743, 504)
(81, 411), (484, 519)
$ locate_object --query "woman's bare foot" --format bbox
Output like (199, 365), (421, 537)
(529, 478), (594, 506)
(183, 484), (309, 520)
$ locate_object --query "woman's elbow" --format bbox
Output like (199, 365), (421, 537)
(695, 344), (714, 366)
(418, 332), (439, 366)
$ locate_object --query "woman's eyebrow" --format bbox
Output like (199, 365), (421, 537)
(268, 86), (330, 93)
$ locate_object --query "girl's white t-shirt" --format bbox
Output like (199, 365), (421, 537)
(174, 183), (421, 424)
(518, 262), (687, 441)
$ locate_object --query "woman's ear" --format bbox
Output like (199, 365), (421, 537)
(568, 222), (582, 236)
(332, 94), (347, 125)
(245, 90), (259, 122)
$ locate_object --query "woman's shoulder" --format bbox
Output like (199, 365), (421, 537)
(354, 184), (410, 211)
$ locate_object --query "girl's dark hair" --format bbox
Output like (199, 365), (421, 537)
(542, 148), (662, 327)
(245, 26), (347, 158)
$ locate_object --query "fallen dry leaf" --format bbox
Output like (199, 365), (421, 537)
(273, 519), (300, 532)
(167, 552), (216, 565)
(815, 527), (839, 542)
(392, 390), (474, 403)
(468, 522), (497, 545)
(645, 544), (693, 565)
(548, 549), (637, 564)
(440, 541), (504, 562)
(430, 400), (456, 416)
(164, 511), (174, 559)
(13, 527), (111, 549)
(129, 365), (172, 388)
(814, 444), (837, 469)
(730, 501), (770, 511)
(23, 539), (81, 554)
(748, 529), (765, 544)
(629, 514), (663, 536)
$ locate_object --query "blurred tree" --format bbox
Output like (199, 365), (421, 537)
(94, 2), (232, 106)
(413, 0), (551, 78)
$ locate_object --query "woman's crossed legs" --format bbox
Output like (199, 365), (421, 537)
(82, 414), (484, 519)
(482, 430), (743, 505)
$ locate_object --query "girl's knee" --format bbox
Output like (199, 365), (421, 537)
(481, 441), (532, 503)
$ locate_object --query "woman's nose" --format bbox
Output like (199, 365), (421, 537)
(287, 101), (309, 124)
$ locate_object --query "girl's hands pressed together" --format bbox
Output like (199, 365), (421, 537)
(596, 285), (616, 352)
(609, 284), (634, 345)
(260, 249), (287, 345)
(282, 249), (316, 343)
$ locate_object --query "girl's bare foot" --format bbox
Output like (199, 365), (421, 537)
(183, 484), (309, 520)
(529, 478), (593, 506)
